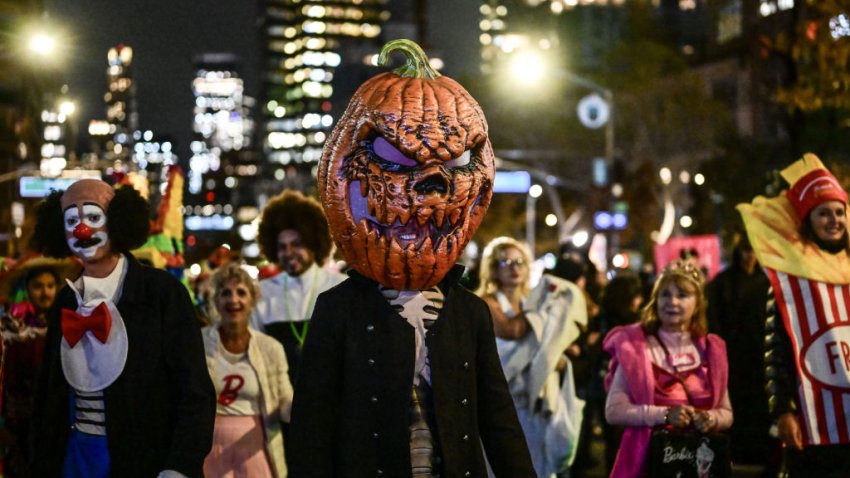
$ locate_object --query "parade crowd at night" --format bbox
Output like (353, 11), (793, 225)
(1, 1), (850, 478)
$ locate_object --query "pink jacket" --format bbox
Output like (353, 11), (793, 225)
(602, 324), (729, 478)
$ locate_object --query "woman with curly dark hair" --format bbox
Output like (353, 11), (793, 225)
(29, 179), (215, 478)
(251, 189), (345, 386)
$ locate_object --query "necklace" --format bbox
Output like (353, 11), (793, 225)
(283, 268), (321, 347)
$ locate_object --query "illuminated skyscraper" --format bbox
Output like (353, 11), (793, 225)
(192, 53), (253, 153)
(188, 53), (254, 195)
(183, 53), (264, 255)
(260, 0), (390, 170)
(39, 101), (71, 177)
(104, 44), (137, 161)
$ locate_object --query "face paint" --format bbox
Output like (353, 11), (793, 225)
(64, 204), (111, 261)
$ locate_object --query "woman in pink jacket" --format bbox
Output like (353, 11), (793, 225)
(603, 259), (733, 477)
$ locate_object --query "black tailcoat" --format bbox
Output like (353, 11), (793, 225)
(31, 254), (216, 477)
(287, 266), (534, 477)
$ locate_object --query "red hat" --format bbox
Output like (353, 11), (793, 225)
(786, 168), (848, 221)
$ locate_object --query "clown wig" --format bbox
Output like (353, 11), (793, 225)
(32, 186), (150, 258)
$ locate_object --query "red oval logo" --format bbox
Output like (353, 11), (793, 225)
(801, 322), (850, 392)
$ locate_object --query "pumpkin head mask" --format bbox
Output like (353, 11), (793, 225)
(318, 39), (494, 290)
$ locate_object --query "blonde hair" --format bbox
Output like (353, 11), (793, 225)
(476, 236), (532, 304)
(640, 259), (708, 337)
(210, 263), (260, 307)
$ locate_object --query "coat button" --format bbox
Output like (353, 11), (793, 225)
(372, 432), (379, 439)
(367, 358), (375, 366)
(461, 398), (468, 406)
(376, 470), (383, 476)
(366, 324), (375, 332)
(371, 396), (378, 404)
(462, 434), (469, 441)
(464, 472), (471, 477)
(463, 361), (469, 369)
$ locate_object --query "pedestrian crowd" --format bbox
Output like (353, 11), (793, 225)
(0, 57), (847, 477)
(0, 152), (840, 478)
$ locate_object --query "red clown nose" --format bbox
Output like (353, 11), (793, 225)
(73, 223), (94, 240)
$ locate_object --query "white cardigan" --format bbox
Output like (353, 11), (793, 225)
(202, 326), (293, 478)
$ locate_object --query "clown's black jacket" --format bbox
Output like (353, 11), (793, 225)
(287, 265), (535, 478)
(30, 254), (216, 477)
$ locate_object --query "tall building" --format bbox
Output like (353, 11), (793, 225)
(188, 53), (254, 196)
(104, 44), (137, 162)
(0, 0), (47, 168)
(183, 53), (262, 258)
(0, 0), (60, 256)
(695, 0), (797, 143)
(259, 0), (390, 181)
(38, 98), (72, 177)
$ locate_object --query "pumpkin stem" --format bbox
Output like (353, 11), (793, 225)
(378, 39), (441, 79)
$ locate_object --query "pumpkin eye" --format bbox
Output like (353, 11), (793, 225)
(372, 136), (417, 168)
(444, 150), (470, 169)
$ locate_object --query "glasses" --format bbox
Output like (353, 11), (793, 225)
(497, 258), (527, 269)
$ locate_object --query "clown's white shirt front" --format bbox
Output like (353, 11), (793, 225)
(62, 254), (129, 392)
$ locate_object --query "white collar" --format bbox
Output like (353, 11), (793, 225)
(67, 255), (127, 306)
(277, 262), (319, 286)
(61, 254), (129, 392)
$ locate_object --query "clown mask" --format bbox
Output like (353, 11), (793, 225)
(61, 180), (115, 264)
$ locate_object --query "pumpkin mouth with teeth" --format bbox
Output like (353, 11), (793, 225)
(344, 142), (487, 253)
(318, 39), (494, 290)
(348, 180), (451, 251)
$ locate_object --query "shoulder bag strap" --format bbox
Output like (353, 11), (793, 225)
(652, 331), (695, 406)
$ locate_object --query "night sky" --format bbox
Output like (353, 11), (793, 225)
(46, 0), (481, 159)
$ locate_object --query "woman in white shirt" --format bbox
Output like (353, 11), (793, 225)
(476, 237), (580, 477)
(203, 264), (293, 478)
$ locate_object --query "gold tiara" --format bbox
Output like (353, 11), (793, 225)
(660, 258), (704, 287)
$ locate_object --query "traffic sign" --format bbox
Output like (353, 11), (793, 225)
(577, 93), (610, 129)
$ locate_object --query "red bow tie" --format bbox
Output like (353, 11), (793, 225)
(61, 302), (112, 347)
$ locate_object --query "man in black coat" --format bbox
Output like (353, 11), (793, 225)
(292, 38), (533, 477)
(287, 266), (534, 477)
(706, 237), (776, 470)
(29, 180), (215, 478)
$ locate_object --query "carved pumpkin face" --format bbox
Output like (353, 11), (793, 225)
(318, 40), (494, 290)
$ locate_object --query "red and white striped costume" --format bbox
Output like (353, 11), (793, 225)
(768, 268), (850, 446)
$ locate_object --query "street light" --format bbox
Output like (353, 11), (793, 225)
(503, 48), (615, 164)
(501, 47), (616, 260)
(59, 100), (76, 117)
(526, 184), (543, 256)
(571, 230), (589, 248)
(659, 167), (672, 185)
(28, 33), (56, 56)
(508, 51), (546, 86)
